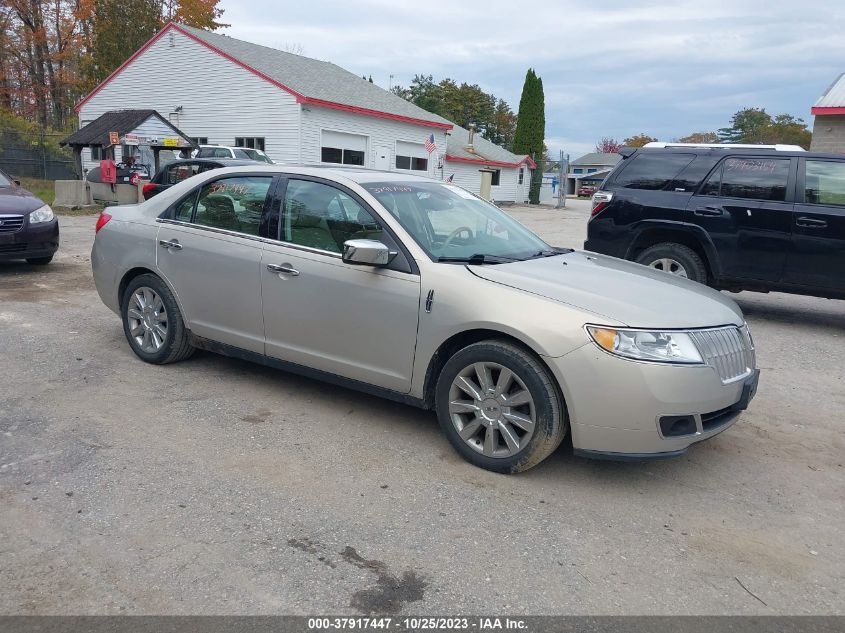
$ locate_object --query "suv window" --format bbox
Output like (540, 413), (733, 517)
(166, 162), (201, 185)
(703, 157), (790, 201)
(805, 160), (845, 205)
(614, 153), (695, 190)
(192, 176), (272, 235)
(283, 179), (384, 253)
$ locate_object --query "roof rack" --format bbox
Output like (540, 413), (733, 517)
(642, 142), (805, 152)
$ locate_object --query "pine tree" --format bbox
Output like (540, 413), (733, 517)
(513, 69), (545, 204)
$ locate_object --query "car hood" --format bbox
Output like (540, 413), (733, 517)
(468, 251), (744, 329)
(0, 187), (43, 214)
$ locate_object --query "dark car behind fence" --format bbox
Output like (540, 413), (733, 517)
(0, 127), (78, 181)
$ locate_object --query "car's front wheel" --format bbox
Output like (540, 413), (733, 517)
(121, 273), (194, 364)
(435, 340), (567, 473)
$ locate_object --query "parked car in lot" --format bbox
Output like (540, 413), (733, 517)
(585, 142), (845, 300)
(577, 184), (597, 197)
(91, 166), (758, 473)
(0, 168), (58, 265)
(142, 158), (260, 200)
(195, 145), (274, 163)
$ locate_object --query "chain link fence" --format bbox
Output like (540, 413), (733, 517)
(0, 127), (78, 180)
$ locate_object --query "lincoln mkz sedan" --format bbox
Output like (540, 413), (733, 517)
(91, 166), (759, 473)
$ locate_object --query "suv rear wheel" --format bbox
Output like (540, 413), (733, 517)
(435, 340), (567, 473)
(635, 242), (707, 284)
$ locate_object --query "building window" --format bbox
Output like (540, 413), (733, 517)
(587, 168), (597, 173)
(235, 137), (265, 151)
(192, 137), (208, 145)
(573, 168), (583, 174)
(396, 155), (428, 171)
(518, 168), (524, 184)
(490, 169), (501, 186)
(321, 147), (365, 165)
(90, 145), (102, 160)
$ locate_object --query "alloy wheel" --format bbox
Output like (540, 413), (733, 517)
(648, 257), (688, 278)
(448, 361), (536, 458)
(127, 286), (169, 353)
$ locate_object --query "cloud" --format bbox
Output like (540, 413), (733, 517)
(218, 0), (843, 157)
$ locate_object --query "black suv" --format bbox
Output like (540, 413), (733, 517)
(584, 144), (845, 300)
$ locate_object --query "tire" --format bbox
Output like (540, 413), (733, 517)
(121, 273), (194, 364)
(26, 255), (53, 265)
(635, 242), (708, 284)
(435, 340), (567, 474)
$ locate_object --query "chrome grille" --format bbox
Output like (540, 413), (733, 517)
(0, 214), (25, 233)
(689, 325), (755, 384)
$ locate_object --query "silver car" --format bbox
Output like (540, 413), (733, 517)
(91, 166), (759, 473)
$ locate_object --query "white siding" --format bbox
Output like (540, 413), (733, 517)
(78, 28), (301, 170)
(300, 106), (448, 178)
(444, 161), (526, 203)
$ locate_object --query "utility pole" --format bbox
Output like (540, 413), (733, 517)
(389, 74), (394, 91)
(556, 150), (569, 209)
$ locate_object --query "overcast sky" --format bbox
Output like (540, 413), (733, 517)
(219, 0), (844, 158)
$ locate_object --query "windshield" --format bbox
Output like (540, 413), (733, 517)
(363, 182), (551, 261)
(0, 171), (11, 187)
(242, 148), (272, 163)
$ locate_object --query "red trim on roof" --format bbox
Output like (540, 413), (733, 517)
(302, 97), (452, 130)
(76, 23), (453, 132)
(445, 154), (536, 169)
(811, 106), (845, 115)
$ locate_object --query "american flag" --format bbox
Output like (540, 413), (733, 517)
(446, 174), (454, 182)
(424, 133), (436, 154)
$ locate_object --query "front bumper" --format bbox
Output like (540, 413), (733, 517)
(0, 217), (59, 261)
(545, 342), (759, 458)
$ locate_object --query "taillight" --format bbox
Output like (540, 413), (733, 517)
(95, 212), (112, 234)
(590, 191), (613, 217)
(142, 183), (156, 196)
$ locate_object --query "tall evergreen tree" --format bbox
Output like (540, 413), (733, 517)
(513, 69), (545, 204)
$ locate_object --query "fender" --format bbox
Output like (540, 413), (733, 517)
(625, 220), (723, 279)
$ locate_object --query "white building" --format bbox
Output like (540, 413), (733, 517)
(75, 22), (533, 202)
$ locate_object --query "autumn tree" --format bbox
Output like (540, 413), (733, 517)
(678, 131), (719, 143)
(165, 0), (228, 30)
(595, 137), (622, 153)
(513, 68), (545, 203)
(622, 133), (657, 147)
(718, 107), (811, 148)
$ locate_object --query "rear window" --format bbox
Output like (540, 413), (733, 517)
(613, 153), (695, 190)
(702, 157), (790, 202)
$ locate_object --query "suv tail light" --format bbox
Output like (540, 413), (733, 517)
(95, 211), (112, 234)
(590, 191), (613, 217)
(142, 183), (156, 197)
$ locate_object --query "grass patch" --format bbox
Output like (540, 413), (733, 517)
(55, 205), (103, 216)
(17, 177), (55, 203)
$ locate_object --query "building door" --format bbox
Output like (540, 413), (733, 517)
(375, 145), (391, 171)
(479, 170), (493, 200)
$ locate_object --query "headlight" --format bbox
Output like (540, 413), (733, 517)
(29, 204), (54, 224)
(586, 326), (703, 364)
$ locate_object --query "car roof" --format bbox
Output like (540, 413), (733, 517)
(630, 146), (838, 159)
(182, 164), (443, 185)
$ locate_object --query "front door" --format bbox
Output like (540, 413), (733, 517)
(261, 177), (421, 392)
(156, 174), (275, 353)
(374, 146), (392, 171)
(784, 158), (845, 290)
(686, 155), (794, 282)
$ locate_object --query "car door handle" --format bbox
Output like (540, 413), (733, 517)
(158, 239), (183, 250)
(693, 207), (724, 217)
(267, 263), (300, 276)
(796, 217), (828, 228)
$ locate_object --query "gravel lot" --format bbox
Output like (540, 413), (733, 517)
(1, 199), (842, 615)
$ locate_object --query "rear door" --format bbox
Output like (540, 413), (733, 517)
(156, 173), (276, 353)
(687, 155), (795, 282)
(784, 158), (845, 290)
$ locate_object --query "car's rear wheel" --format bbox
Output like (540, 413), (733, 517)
(435, 340), (567, 473)
(121, 273), (194, 364)
(26, 255), (53, 265)
(635, 242), (707, 284)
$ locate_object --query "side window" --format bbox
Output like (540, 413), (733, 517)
(670, 157), (718, 192)
(193, 176), (272, 236)
(212, 148), (231, 158)
(804, 160), (845, 205)
(283, 180), (384, 253)
(174, 191), (197, 222)
(167, 163), (200, 185)
(614, 153), (695, 190)
(701, 166), (721, 196)
(720, 158), (790, 201)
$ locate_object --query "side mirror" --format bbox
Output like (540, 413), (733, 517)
(342, 239), (395, 266)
